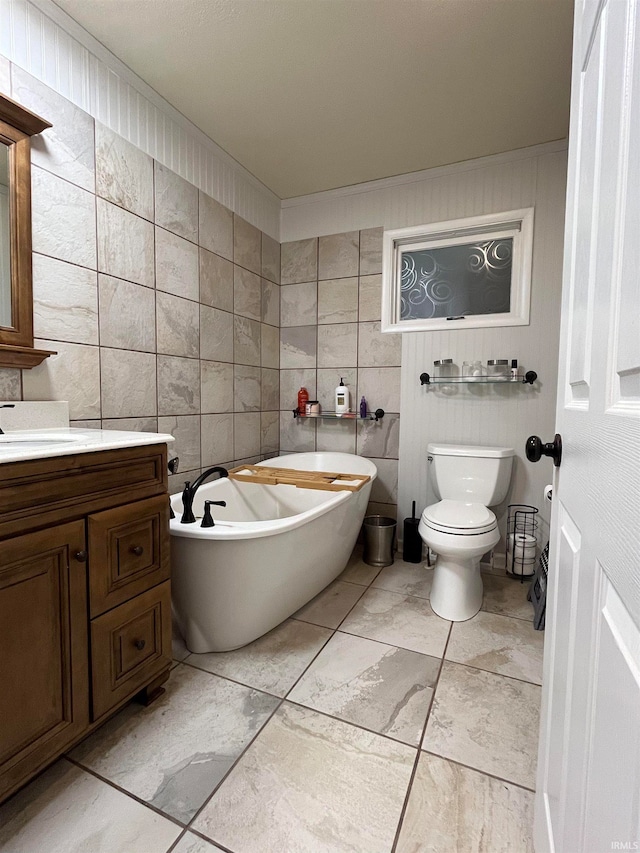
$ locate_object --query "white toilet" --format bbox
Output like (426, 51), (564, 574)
(418, 443), (514, 621)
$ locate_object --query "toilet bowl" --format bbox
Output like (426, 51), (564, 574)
(419, 444), (514, 621)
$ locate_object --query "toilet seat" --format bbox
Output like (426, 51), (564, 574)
(422, 500), (497, 535)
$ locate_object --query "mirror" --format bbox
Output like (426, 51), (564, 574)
(0, 143), (10, 327)
(0, 92), (52, 368)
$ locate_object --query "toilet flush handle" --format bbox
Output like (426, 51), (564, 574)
(525, 434), (562, 467)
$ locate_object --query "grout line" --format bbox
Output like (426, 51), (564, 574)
(391, 620), (453, 852)
(441, 658), (543, 689)
(164, 828), (189, 853)
(63, 756), (188, 830)
(419, 749), (537, 794)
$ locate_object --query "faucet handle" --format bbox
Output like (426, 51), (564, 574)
(201, 500), (226, 528)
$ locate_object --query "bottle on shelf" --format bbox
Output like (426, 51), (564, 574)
(510, 359), (519, 380)
(297, 387), (309, 417)
(335, 378), (350, 417)
(360, 396), (367, 418)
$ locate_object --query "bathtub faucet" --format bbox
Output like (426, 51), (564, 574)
(180, 466), (229, 524)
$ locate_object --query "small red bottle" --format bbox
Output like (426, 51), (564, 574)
(297, 387), (309, 417)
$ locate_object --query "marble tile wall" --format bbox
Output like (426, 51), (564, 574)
(279, 228), (400, 518)
(0, 66), (280, 490)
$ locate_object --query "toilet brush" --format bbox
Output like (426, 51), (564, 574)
(403, 501), (423, 563)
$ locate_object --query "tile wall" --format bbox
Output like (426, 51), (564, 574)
(0, 66), (280, 491)
(279, 230), (401, 519)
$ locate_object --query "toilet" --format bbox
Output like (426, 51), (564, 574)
(418, 443), (514, 621)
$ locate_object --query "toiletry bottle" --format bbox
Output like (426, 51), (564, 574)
(335, 378), (350, 416)
(360, 396), (367, 418)
(510, 359), (519, 380)
(297, 387), (309, 417)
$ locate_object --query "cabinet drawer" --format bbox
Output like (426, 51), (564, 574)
(88, 495), (170, 617)
(90, 581), (171, 721)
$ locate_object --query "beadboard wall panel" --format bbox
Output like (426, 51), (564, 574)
(0, 0), (281, 238)
(281, 146), (568, 554)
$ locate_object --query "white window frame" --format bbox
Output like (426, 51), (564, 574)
(381, 207), (534, 333)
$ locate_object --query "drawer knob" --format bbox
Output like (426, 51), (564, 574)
(130, 545), (144, 556)
(134, 639), (146, 651)
(74, 550), (88, 562)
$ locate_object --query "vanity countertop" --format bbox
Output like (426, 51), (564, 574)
(0, 427), (174, 465)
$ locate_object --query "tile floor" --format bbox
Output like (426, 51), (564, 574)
(0, 550), (543, 853)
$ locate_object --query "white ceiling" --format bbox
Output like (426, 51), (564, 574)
(52, 0), (573, 199)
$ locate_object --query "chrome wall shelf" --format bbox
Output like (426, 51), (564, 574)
(419, 371), (538, 386)
(293, 408), (385, 421)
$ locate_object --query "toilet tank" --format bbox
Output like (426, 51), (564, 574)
(428, 443), (514, 506)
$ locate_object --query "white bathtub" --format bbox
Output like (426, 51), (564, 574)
(170, 452), (377, 652)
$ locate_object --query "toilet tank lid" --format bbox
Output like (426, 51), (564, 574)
(427, 443), (514, 458)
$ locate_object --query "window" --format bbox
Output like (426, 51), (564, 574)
(381, 208), (534, 333)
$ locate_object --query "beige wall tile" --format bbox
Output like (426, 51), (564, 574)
(279, 411), (316, 452)
(95, 123), (153, 219)
(280, 368), (317, 411)
(0, 368), (21, 401)
(157, 355), (200, 416)
(234, 365), (262, 412)
(261, 410), (280, 454)
(200, 248), (234, 312)
(100, 348), (157, 419)
(234, 215), (261, 274)
(157, 415), (201, 472)
(156, 228), (199, 301)
(234, 316), (261, 366)
(370, 458), (399, 503)
(281, 238), (317, 284)
(318, 278), (358, 324)
(359, 227), (383, 276)
(357, 367), (401, 412)
(234, 412), (261, 458)
(281, 281), (317, 327)
(199, 192), (233, 260)
(318, 231), (359, 280)
(32, 167), (96, 269)
(261, 278), (280, 327)
(98, 275), (156, 352)
(201, 360), (234, 413)
(317, 323), (358, 368)
(200, 306), (234, 363)
(201, 413), (234, 466)
(154, 161), (198, 242)
(357, 414), (400, 459)
(156, 292), (199, 358)
(316, 418), (357, 454)
(359, 274), (382, 322)
(24, 339), (100, 420)
(357, 322), (402, 367)
(261, 233), (280, 284)
(97, 199), (154, 287)
(280, 326), (316, 369)
(316, 368), (357, 412)
(33, 255), (98, 345)
(102, 417), (158, 433)
(234, 267), (262, 321)
(261, 367), (279, 411)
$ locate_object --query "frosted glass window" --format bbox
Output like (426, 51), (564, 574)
(400, 239), (512, 320)
(381, 208), (534, 333)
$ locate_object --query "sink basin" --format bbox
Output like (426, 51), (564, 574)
(0, 432), (86, 447)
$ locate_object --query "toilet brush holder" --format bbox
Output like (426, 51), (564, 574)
(403, 501), (423, 563)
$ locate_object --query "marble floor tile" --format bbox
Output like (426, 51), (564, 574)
(69, 665), (279, 823)
(372, 560), (434, 600)
(446, 610), (544, 684)
(292, 579), (364, 629)
(172, 832), (226, 853)
(185, 618), (332, 697)
(289, 631), (440, 745)
(423, 661), (541, 789)
(0, 759), (181, 853)
(341, 588), (451, 657)
(396, 752), (534, 853)
(338, 547), (382, 585)
(482, 572), (536, 620)
(193, 702), (415, 853)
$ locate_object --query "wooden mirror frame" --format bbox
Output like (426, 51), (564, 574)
(0, 93), (54, 369)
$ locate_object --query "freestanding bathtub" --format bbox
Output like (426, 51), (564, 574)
(170, 452), (377, 652)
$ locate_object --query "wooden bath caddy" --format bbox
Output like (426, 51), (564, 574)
(227, 465), (371, 492)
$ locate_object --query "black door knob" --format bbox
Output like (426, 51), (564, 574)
(526, 434), (562, 467)
(74, 550), (88, 562)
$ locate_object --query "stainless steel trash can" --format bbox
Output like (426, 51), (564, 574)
(363, 515), (397, 567)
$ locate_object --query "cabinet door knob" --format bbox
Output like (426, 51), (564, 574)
(134, 639), (146, 651)
(74, 550), (88, 562)
(130, 545), (144, 556)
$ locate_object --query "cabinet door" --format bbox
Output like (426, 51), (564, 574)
(0, 521), (88, 800)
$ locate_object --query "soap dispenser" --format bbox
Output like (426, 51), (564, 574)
(335, 378), (350, 416)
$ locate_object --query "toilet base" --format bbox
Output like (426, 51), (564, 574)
(430, 554), (483, 622)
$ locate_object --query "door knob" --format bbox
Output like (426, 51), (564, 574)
(525, 434), (562, 467)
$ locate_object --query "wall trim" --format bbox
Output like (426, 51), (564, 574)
(281, 139), (569, 209)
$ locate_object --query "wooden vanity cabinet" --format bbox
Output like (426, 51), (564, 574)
(0, 443), (172, 804)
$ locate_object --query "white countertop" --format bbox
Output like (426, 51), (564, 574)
(0, 428), (174, 464)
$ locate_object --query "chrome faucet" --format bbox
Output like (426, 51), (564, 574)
(180, 466), (229, 523)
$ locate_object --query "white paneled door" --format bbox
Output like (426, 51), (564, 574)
(534, 1), (640, 851)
